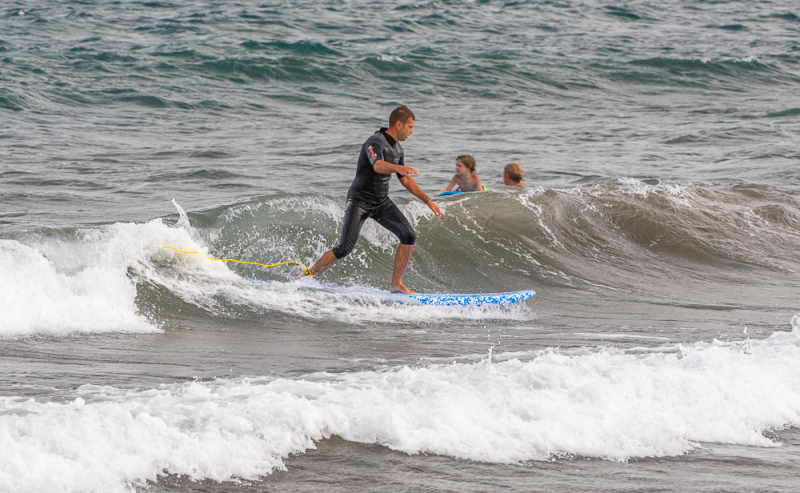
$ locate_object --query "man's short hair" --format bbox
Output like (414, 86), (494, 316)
(457, 155), (476, 173)
(389, 105), (415, 127)
(504, 162), (523, 182)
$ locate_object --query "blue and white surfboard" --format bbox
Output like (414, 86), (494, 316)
(436, 187), (488, 197)
(388, 290), (535, 306)
(252, 278), (535, 307)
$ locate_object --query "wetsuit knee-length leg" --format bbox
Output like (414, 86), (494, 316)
(332, 199), (371, 259)
(372, 200), (416, 245)
(332, 199), (416, 259)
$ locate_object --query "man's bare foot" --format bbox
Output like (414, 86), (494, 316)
(294, 250), (336, 282)
(390, 283), (415, 295)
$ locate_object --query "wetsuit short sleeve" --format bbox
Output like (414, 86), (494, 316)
(347, 129), (404, 204)
(366, 143), (384, 166)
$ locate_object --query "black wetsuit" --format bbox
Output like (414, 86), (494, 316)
(331, 128), (416, 259)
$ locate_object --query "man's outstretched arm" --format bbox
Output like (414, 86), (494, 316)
(373, 159), (418, 176)
(399, 175), (442, 219)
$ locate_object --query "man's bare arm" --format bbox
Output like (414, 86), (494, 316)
(399, 175), (442, 219)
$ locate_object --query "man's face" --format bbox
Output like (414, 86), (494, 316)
(396, 118), (415, 141)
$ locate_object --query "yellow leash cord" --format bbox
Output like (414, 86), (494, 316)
(162, 246), (314, 277)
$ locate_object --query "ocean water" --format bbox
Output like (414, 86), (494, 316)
(2, 0), (800, 491)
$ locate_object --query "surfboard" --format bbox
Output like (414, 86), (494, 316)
(255, 279), (534, 307)
(391, 290), (535, 306)
(436, 187), (488, 197)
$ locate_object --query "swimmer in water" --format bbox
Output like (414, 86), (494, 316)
(503, 162), (526, 188)
(296, 105), (442, 295)
(436, 155), (484, 195)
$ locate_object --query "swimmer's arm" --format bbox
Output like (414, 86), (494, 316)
(435, 175), (458, 195)
(373, 159), (418, 177)
(475, 174), (483, 191)
(399, 175), (442, 219)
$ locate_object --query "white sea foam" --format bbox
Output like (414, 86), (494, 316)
(146, 267), (528, 325)
(0, 204), (525, 337)
(0, 237), (156, 337)
(141, 199), (521, 324)
(377, 54), (405, 62)
(0, 216), (239, 337)
(3, 324), (800, 492)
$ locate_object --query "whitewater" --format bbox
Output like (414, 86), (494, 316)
(4, 325), (800, 493)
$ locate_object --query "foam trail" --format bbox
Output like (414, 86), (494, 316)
(144, 200), (530, 324)
(142, 270), (530, 325)
(3, 325), (800, 492)
(0, 204), (526, 337)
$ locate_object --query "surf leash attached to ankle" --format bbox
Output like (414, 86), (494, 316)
(161, 246), (314, 277)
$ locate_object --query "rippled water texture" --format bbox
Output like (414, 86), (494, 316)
(2, 0), (800, 226)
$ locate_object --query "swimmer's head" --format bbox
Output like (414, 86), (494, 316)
(456, 155), (476, 174)
(503, 162), (523, 184)
(389, 105), (415, 141)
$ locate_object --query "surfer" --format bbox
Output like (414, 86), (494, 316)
(435, 155), (484, 195)
(503, 162), (526, 188)
(298, 105), (442, 294)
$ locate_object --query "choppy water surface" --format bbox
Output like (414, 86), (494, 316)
(2, 1), (800, 492)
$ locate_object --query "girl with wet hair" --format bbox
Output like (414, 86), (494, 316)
(436, 154), (484, 195)
(503, 162), (526, 188)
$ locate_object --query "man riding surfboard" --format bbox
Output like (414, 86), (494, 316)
(298, 105), (442, 294)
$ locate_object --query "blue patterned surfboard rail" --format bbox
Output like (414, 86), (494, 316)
(395, 290), (536, 306)
(249, 279), (535, 306)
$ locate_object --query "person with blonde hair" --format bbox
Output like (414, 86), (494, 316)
(503, 162), (526, 188)
(436, 154), (484, 195)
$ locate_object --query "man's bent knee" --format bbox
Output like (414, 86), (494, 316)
(332, 241), (356, 259)
(399, 228), (416, 246)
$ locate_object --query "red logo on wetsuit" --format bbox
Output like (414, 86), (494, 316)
(368, 146), (377, 163)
